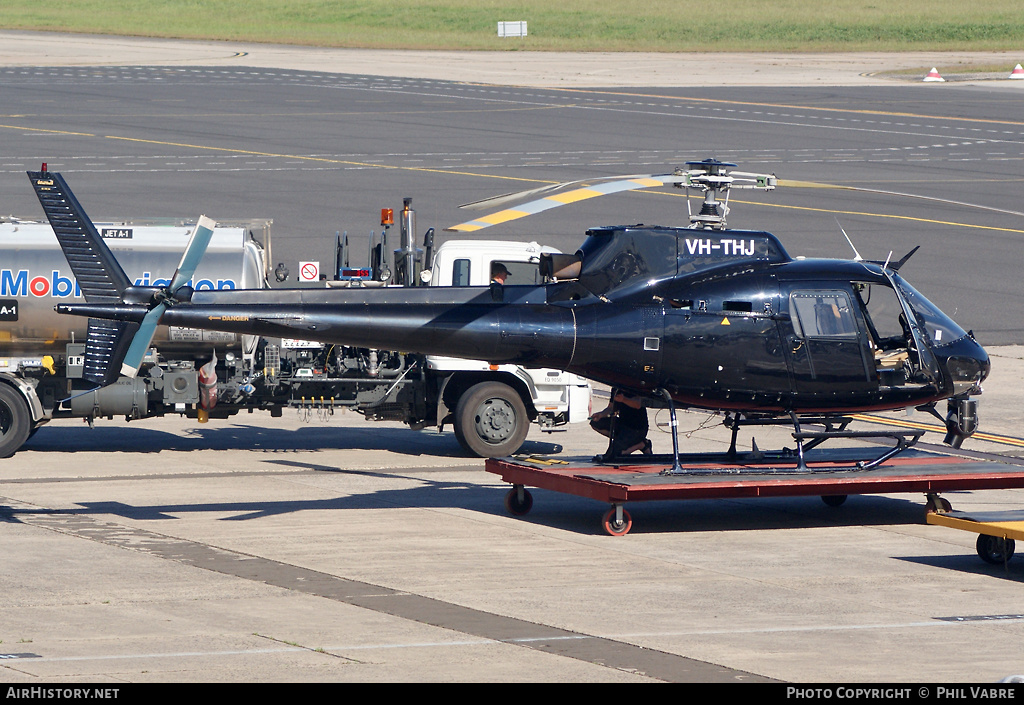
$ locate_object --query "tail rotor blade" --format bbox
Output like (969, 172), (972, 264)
(169, 216), (216, 293)
(120, 303), (166, 378)
(126, 216), (214, 376)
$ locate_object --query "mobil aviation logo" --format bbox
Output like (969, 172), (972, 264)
(0, 269), (238, 298)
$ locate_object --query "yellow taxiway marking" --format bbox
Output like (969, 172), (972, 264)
(0, 103), (570, 187)
(5, 118), (1023, 236)
(534, 86), (1024, 129)
(3, 104), (565, 122)
(851, 413), (1024, 449)
(103, 134), (543, 185)
(740, 197), (1024, 235)
(640, 187), (1024, 236)
(0, 123), (95, 137)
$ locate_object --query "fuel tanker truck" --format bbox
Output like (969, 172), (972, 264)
(0, 207), (591, 458)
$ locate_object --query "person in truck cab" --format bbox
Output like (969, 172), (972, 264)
(490, 262), (509, 284)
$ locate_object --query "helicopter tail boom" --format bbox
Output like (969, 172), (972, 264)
(56, 290), (581, 371)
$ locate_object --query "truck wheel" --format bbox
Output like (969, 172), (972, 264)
(0, 384), (31, 459)
(454, 381), (529, 457)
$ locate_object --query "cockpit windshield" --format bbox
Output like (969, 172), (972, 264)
(891, 274), (968, 345)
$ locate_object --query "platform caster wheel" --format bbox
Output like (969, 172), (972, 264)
(602, 507), (632, 537)
(821, 494), (847, 507)
(925, 494), (952, 514)
(977, 534), (1015, 565)
(504, 487), (533, 516)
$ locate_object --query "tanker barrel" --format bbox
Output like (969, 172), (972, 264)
(0, 221), (256, 353)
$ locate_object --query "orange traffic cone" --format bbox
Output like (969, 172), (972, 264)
(923, 67), (945, 82)
(1010, 64), (1024, 79)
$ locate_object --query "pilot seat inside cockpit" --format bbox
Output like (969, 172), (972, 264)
(853, 283), (914, 387)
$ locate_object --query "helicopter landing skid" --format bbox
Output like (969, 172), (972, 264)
(695, 411), (926, 475)
(649, 432), (925, 476)
(600, 408), (926, 476)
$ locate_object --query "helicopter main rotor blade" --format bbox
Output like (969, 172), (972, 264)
(447, 174), (683, 232)
(458, 173), (659, 211)
(783, 180), (1024, 219)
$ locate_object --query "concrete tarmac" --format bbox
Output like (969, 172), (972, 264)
(2, 33), (1024, 684)
(1, 353), (1023, 683)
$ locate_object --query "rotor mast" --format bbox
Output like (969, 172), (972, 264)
(678, 158), (777, 230)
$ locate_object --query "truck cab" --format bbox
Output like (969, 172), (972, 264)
(424, 240), (592, 456)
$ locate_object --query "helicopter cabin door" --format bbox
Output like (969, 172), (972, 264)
(661, 277), (791, 404)
(781, 285), (876, 396)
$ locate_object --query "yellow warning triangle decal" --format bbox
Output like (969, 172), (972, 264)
(721, 317), (731, 325)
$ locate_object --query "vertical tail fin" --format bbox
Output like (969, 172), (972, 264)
(27, 167), (135, 386)
(85, 319), (142, 386)
(28, 167), (217, 384)
(27, 167), (132, 303)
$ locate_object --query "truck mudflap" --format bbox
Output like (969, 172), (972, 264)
(0, 373), (46, 423)
(0, 373), (46, 458)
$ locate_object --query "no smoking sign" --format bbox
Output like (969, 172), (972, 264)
(299, 261), (320, 282)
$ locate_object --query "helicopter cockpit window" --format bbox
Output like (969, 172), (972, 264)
(852, 282), (908, 352)
(790, 291), (858, 338)
(891, 274), (968, 345)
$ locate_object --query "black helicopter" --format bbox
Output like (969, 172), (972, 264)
(29, 160), (989, 468)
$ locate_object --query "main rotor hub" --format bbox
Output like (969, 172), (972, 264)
(676, 159), (776, 230)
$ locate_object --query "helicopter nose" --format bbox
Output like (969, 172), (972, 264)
(939, 334), (990, 395)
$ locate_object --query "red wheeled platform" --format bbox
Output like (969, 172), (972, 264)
(485, 447), (1024, 536)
